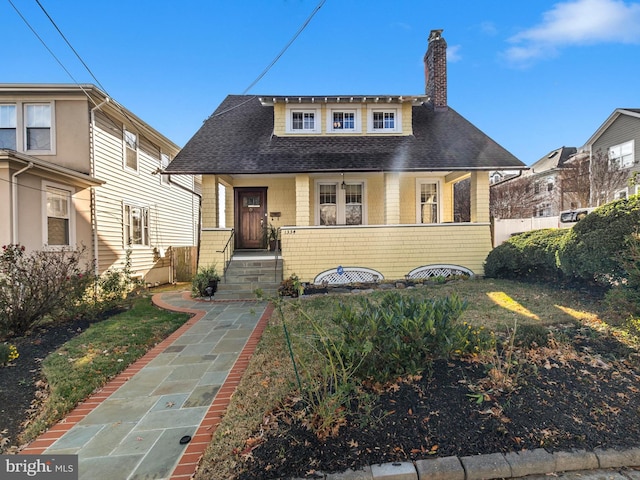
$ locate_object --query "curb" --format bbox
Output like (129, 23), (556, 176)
(298, 447), (640, 480)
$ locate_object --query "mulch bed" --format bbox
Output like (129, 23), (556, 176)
(0, 317), (95, 452)
(235, 324), (640, 479)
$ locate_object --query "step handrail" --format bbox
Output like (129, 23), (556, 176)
(216, 229), (235, 281)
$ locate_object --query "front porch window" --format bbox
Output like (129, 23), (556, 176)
(419, 182), (439, 223)
(317, 181), (365, 225)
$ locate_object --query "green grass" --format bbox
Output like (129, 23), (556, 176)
(21, 295), (190, 443)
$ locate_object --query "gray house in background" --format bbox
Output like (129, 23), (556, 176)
(583, 108), (640, 205)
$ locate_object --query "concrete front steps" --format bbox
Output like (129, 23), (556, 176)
(213, 252), (283, 301)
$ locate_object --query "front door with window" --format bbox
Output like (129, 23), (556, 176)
(235, 188), (267, 249)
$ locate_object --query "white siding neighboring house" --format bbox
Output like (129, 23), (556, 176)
(0, 84), (200, 284)
(583, 108), (640, 205)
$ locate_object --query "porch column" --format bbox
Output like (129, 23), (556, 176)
(202, 174), (219, 228)
(384, 172), (400, 225)
(470, 171), (490, 223)
(295, 174), (310, 226)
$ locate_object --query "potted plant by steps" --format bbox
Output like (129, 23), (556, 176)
(267, 224), (280, 252)
(192, 265), (220, 298)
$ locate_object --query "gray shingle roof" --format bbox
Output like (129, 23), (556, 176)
(166, 95), (525, 174)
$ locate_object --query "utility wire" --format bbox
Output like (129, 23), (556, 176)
(241, 0), (326, 95)
(34, 0), (107, 93)
(7, 0), (96, 106)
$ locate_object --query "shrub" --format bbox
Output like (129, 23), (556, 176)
(192, 265), (220, 297)
(559, 195), (640, 284)
(605, 230), (640, 317)
(330, 291), (490, 383)
(0, 245), (94, 337)
(76, 250), (140, 319)
(484, 229), (569, 281)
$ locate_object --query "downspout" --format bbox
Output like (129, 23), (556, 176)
(11, 162), (34, 245)
(90, 97), (110, 275)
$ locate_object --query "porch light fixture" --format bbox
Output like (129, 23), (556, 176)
(341, 173), (346, 190)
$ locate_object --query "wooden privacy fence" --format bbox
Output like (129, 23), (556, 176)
(173, 246), (198, 282)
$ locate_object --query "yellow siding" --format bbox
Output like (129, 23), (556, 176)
(367, 175), (385, 224)
(384, 173), (400, 224)
(281, 224), (492, 282)
(199, 229), (234, 270)
(201, 175), (217, 228)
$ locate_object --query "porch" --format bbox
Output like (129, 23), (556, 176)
(200, 222), (491, 285)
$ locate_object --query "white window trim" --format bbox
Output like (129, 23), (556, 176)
(615, 188), (628, 200)
(285, 106), (321, 134)
(314, 178), (367, 226)
(24, 102), (56, 155)
(123, 128), (139, 173)
(367, 105), (402, 133)
(41, 180), (75, 248)
(415, 178), (443, 224)
(326, 105), (361, 133)
(123, 200), (151, 247)
(608, 140), (635, 169)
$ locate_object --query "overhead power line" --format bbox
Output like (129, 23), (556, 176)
(242, 0), (326, 95)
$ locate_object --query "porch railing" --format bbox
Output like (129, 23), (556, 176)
(216, 228), (235, 281)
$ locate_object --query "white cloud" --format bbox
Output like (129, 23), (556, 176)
(447, 44), (462, 62)
(504, 0), (640, 65)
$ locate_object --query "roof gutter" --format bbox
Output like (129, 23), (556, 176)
(11, 162), (34, 245)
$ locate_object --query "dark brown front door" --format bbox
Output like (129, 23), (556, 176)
(235, 188), (267, 249)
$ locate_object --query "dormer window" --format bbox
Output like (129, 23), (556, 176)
(367, 106), (401, 133)
(286, 107), (321, 134)
(328, 108), (360, 133)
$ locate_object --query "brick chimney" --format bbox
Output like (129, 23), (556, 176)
(424, 29), (447, 111)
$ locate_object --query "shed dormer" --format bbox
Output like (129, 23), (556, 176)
(260, 96), (426, 137)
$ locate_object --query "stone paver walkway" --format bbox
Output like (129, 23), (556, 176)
(21, 291), (273, 480)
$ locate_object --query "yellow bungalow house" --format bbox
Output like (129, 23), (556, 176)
(166, 30), (525, 284)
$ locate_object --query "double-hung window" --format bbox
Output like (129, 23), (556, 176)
(0, 104), (16, 149)
(317, 181), (365, 225)
(124, 203), (149, 246)
(417, 180), (440, 224)
(44, 183), (73, 246)
(25, 104), (52, 151)
(124, 129), (138, 171)
(609, 141), (634, 169)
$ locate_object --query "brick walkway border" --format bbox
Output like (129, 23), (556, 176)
(20, 291), (274, 480)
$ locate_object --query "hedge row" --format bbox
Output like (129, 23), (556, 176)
(485, 195), (640, 286)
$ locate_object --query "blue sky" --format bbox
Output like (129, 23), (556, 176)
(3, 0), (640, 165)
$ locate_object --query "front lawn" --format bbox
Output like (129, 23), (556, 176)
(194, 278), (640, 479)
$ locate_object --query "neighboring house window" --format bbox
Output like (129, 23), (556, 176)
(25, 104), (52, 151)
(124, 203), (149, 246)
(124, 129), (138, 171)
(44, 183), (73, 246)
(615, 189), (627, 200)
(418, 182), (439, 223)
(547, 181), (554, 192)
(317, 181), (365, 225)
(160, 152), (170, 185)
(367, 107), (401, 133)
(609, 141), (634, 168)
(0, 104), (16, 149)
(534, 183), (540, 194)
